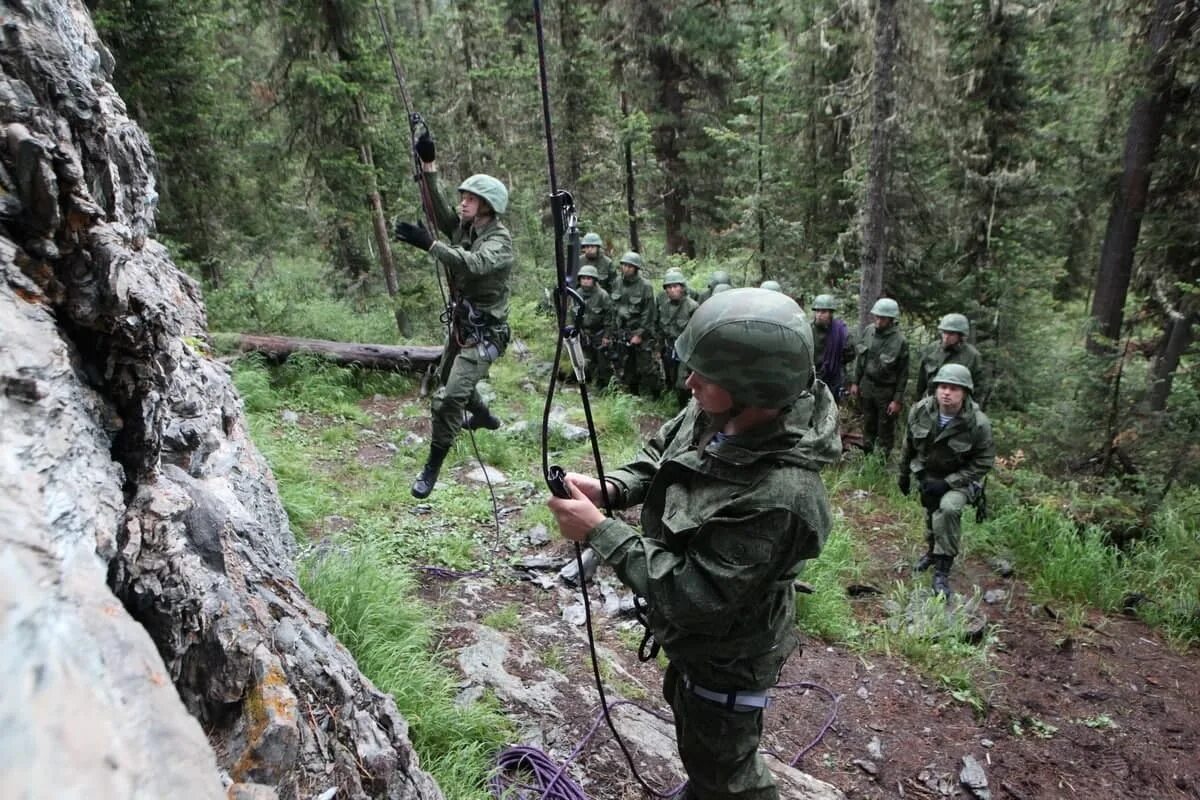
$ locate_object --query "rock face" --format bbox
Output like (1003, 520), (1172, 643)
(0, 3), (442, 799)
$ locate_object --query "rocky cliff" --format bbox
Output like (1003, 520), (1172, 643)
(0, 3), (443, 798)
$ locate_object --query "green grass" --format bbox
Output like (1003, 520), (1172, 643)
(299, 544), (512, 799)
(795, 523), (865, 644)
(482, 604), (522, 632)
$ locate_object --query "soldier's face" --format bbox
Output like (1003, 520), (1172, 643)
(459, 192), (483, 222)
(941, 331), (962, 348)
(935, 383), (966, 415)
(666, 284), (685, 300)
(580, 276), (595, 289)
(582, 245), (599, 258)
(685, 370), (734, 414)
(622, 263), (638, 278)
(872, 314), (892, 329)
(814, 310), (833, 326)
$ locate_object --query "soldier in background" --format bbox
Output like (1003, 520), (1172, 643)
(605, 251), (661, 396)
(810, 294), (855, 403)
(698, 269), (734, 303)
(915, 313), (987, 405)
(656, 268), (700, 407)
(760, 280), (783, 292)
(899, 364), (994, 597)
(575, 264), (612, 386)
(580, 232), (615, 293)
(849, 298), (909, 457)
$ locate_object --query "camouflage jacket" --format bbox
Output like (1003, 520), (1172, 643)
(901, 395), (995, 489)
(916, 341), (987, 401)
(426, 172), (513, 324)
(655, 294), (699, 346)
(578, 284), (612, 336)
(587, 386), (840, 690)
(609, 273), (656, 340)
(581, 252), (615, 294)
(854, 323), (910, 400)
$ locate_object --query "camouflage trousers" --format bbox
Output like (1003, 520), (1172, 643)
(430, 338), (496, 449)
(600, 340), (663, 396)
(859, 380), (900, 456)
(663, 663), (777, 800)
(922, 485), (974, 559)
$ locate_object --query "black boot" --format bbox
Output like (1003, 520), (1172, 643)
(931, 555), (954, 598)
(411, 444), (450, 499)
(464, 408), (502, 431)
(914, 533), (935, 572)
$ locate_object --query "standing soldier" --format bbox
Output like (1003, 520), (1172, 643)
(915, 313), (987, 404)
(656, 268), (700, 407)
(606, 251), (661, 396)
(760, 280), (783, 292)
(810, 294), (856, 403)
(575, 264), (613, 386)
(898, 364), (995, 597)
(580, 232), (615, 293)
(393, 134), (512, 499)
(698, 269), (733, 303)
(547, 288), (839, 800)
(849, 298), (909, 456)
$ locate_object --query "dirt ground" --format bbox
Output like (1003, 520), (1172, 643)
(362, 395), (1200, 800)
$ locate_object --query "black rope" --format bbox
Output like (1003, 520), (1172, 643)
(531, 0), (664, 796)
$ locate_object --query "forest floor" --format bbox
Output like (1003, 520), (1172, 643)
(321, 389), (1199, 800)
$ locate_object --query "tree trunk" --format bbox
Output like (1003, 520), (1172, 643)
(1147, 311), (1194, 411)
(232, 334), (443, 371)
(621, 87), (641, 252)
(858, 0), (897, 331)
(1087, 0), (1192, 354)
(648, 42), (694, 256)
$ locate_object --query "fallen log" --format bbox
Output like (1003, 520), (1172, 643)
(228, 333), (443, 371)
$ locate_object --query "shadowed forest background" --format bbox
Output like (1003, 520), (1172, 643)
(92, 0), (1198, 651)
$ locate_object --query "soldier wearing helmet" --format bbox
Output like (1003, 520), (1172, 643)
(898, 364), (995, 597)
(548, 288), (840, 799)
(759, 280), (783, 292)
(655, 268), (700, 406)
(605, 251), (662, 396)
(849, 297), (910, 456)
(810, 294), (856, 403)
(699, 269), (734, 303)
(579, 232), (615, 293)
(915, 313), (987, 404)
(575, 264), (613, 385)
(393, 132), (513, 499)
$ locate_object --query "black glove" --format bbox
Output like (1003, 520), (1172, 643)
(920, 478), (950, 496)
(898, 472), (911, 496)
(394, 220), (433, 251)
(415, 131), (436, 163)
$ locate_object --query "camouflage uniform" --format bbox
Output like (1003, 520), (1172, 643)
(656, 287), (699, 402)
(853, 322), (909, 455)
(581, 250), (615, 294)
(590, 392), (838, 800)
(577, 275), (613, 385)
(901, 392), (995, 561)
(607, 266), (661, 396)
(426, 172), (513, 450)
(916, 340), (986, 402)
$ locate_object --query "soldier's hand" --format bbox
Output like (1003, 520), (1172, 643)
(886, 400), (902, 416)
(548, 476), (606, 542)
(601, 337), (611, 348)
(898, 473), (911, 496)
(415, 131), (436, 163)
(849, 384), (859, 398)
(394, 220), (434, 251)
(630, 334), (642, 346)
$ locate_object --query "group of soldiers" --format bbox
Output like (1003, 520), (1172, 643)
(391, 150), (994, 798)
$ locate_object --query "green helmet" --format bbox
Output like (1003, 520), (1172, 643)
(674, 288), (814, 409)
(870, 297), (900, 318)
(938, 313), (970, 335)
(577, 264), (601, 280)
(708, 270), (731, 289)
(662, 268), (687, 288)
(931, 363), (974, 392)
(458, 174), (508, 214)
(760, 280), (782, 292)
(812, 294), (838, 311)
(712, 283), (733, 294)
(581, 232), (603, 247)
(619, 251), (643, 269)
